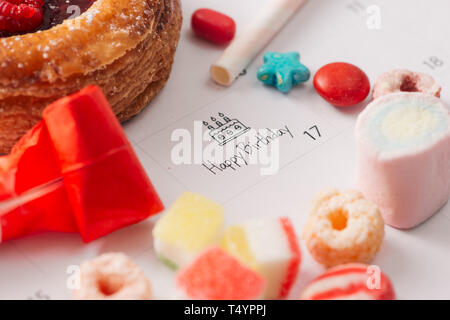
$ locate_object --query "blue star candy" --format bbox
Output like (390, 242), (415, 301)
(257, 52), (310, 93)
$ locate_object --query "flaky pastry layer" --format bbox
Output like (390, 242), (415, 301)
(0, 0), (182, 153)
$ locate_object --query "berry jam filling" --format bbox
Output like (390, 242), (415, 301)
(0, 0), (95, 37)
(399, 75), (419, 93)
(0, 0), (44, 34)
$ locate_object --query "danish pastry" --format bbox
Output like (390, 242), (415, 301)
(0, 0), (182, 153)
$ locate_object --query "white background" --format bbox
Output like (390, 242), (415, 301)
(1, 0), (450, 299)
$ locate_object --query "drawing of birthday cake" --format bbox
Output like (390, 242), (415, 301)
(203, 113), (250, 146)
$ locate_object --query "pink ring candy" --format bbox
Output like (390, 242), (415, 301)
(372, 69), (441, 100)
(73, 253), (152, 300)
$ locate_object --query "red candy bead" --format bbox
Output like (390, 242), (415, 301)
(313, 62), (370, 107)
(191, 8), (236, 45)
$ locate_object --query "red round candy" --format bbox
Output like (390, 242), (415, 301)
(191, 8), (236, 45)
(313, 62), (370, 107)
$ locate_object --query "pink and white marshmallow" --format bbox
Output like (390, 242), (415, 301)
(355, 92), (450, 229)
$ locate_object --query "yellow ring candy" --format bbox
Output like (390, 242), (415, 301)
(303, 189), (384, 268)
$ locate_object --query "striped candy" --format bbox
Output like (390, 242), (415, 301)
(301, 263), (395, 300)
(221, 217), (301, 299)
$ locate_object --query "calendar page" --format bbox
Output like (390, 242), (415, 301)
(1, 0), (449, 300)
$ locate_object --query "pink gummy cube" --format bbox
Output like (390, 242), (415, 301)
(176, 247), (266, 300)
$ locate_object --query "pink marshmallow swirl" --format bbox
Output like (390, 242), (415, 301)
(355, 92), (450, 229)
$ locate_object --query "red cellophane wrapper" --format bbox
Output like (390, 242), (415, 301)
(0, 85), (164, 242)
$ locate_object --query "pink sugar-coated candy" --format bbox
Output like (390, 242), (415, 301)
(191, 8), (236, 45)
(372, 69), (441, 100)
(301, 263), (395, 300)
(176, 247), (266, 300)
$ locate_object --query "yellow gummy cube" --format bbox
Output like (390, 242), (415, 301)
(221, 225), (260, 272)
(153, 192), (224, 254)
